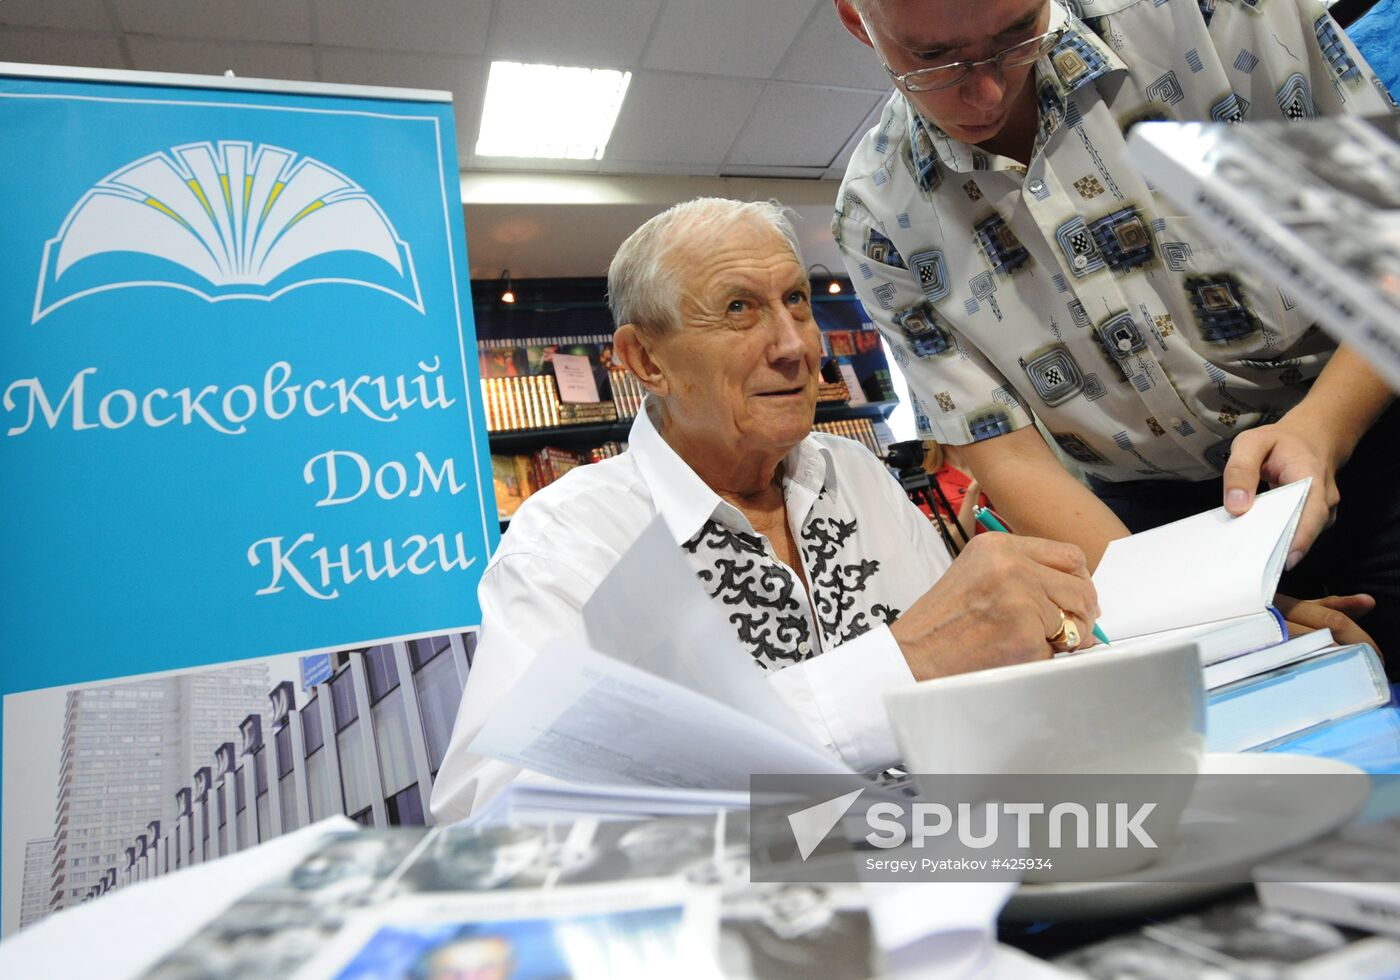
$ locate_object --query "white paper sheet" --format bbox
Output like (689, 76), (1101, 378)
(583, 517), (806, 735)
(838, 363), (868, 405)
(0, 817), (356, 980)
(468, 641), (852, 790)
(551, 351), (601, 403)
(1093, 478), (1309, 639)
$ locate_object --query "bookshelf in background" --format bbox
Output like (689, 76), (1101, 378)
(472, 277), (899, 524)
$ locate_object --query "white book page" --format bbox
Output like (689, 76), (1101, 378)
(468, 641), (851, 790)
(1094, 479), (1309, 639)
(583, 517), (805, 735)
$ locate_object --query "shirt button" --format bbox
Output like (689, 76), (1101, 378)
(1028, 179), (1045, 195)
(1168, 417), (1183, 428)
(1117, 338), (1133, 352)
(1073, 255), (1088, 270)
(798, 641), (811, 655)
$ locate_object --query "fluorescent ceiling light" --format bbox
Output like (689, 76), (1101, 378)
(476, 61), (632, 161)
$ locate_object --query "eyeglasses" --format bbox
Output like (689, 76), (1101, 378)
(880, 28), (1065, 93)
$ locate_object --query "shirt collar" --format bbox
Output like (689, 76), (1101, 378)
(627, 397), (839, 546)
(905, 2), (1126, 175)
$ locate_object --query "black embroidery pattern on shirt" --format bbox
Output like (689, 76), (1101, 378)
(801, 516), (901, 641)
(685, 519), (811, 669)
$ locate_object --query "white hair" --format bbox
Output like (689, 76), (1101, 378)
(607, 197), (805, 334)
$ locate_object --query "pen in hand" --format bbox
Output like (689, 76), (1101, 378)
(972, 505), (1111, 646)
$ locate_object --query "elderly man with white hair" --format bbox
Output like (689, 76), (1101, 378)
(430, 197), (1100, 824)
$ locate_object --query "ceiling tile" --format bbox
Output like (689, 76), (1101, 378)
(314, 0), (489, 56)
(827, 98), (886, 175)
(603, 72), (763, 166)
(318, 48), (486, 166)
(113, 0), (311, 44)
(0, 1), (112, 31)
(126, 37), (316, 81)
(642, 0), (821, 78)
(0, 30), (127, 70)
(485, 0), (661, 68)
(773, 6), (890, 90)
(727, 83), (882, 168)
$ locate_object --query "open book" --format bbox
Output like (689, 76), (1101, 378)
(1092, 479), (1310, 664)
(1126, 113), (1400, 393)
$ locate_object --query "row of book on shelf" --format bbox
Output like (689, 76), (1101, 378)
(478, 331), (891, 435)
(492, 444), (626, 520)
(490, 419), (892, 521)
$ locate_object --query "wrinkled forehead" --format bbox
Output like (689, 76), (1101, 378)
(666, 218), (804, 292)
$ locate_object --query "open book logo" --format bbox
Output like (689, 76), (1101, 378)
(788, 788), (863, 861)
(33, 141), (423, 322)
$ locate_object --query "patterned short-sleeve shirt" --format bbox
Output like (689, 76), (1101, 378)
(834, 0), (1395, 482)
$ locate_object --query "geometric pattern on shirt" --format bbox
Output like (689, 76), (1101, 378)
(1023, 345), (1087, 406)
(1055, 216), (1106, 276)
(974, 213), (1031, 275)
(1054, 431), (1110, 464)
(865, 229), (906, 269)
(1277, 72), (1318, 120)
(800, 511), (900, 646)
(1089, 206), (1154, 271)
(909, 248), (951, 302)
(894, 301), (955, 358)
(1210, 91), (1246, 123)
(683, 520), (812, 670)
(1074, 174), (1106, 198)
(1234, 49), (1260, 74)
(969, 406), (1015, 442)
(1314, 16), (1360, 85)
(1095, 311), (1148, 379)
(1147, 70), (1186, 105)
(1050, 31), (1113, 91)
(1184, 274), (1260, 342)
(909, 114), (942, 192)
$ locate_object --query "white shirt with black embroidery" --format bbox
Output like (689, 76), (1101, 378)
(429, 399), (951, 824)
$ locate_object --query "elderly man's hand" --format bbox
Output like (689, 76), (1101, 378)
(890, 533), (1099, 681)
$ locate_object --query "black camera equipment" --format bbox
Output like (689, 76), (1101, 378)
(883, 439), (969, 559)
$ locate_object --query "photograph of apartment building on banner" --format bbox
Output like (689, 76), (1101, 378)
(2, 630), (476, 937)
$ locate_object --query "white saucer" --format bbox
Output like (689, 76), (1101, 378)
(1001, 753), (1370, 922)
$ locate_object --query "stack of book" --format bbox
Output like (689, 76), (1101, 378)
(813, 417), (883, 455)
(609, 366), (646, 420)
(556, 400), (619, 426)
(1089, 480), (1392, 752)
(492, 445), (625, 520)
(481, 374), (563, 431)
(816, 378), (851, 403)
(478, 335), (621, 432)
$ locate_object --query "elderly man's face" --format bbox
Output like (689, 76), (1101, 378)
(838, 0), (1050, 146)
(649, 220), (821, 459)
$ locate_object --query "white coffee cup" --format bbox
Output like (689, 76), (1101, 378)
(883, 640), (1205, 881)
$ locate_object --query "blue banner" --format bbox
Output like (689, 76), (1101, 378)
(0, 76), (494, 702)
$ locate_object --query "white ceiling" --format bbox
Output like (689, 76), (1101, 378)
(0, 0), (894, 278)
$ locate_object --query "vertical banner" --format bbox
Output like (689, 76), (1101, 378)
(0, 69), (494, 925)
